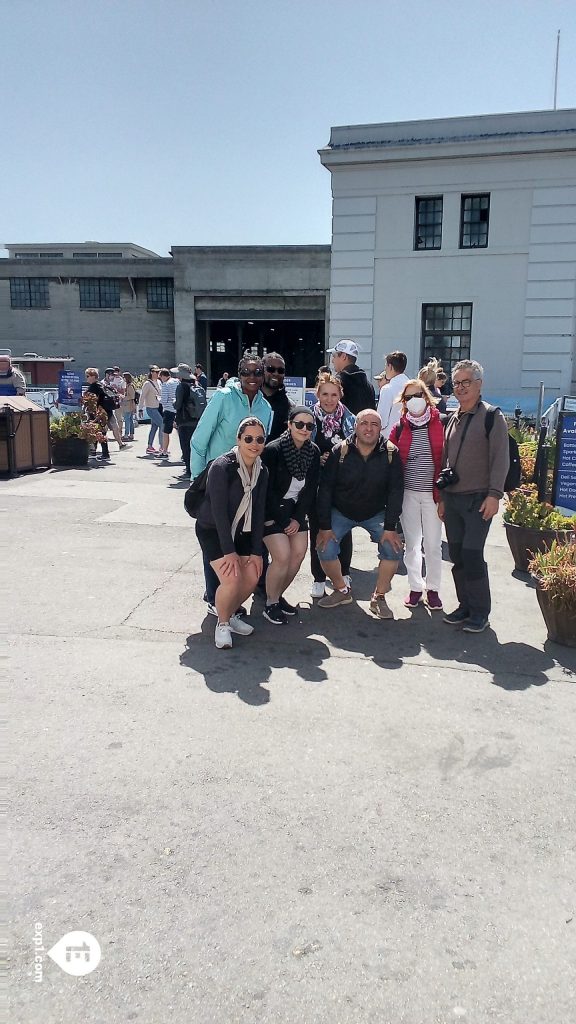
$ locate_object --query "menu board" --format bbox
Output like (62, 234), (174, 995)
(552, 411), (576, 514)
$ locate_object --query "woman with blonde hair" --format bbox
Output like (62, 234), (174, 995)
(418, 357), (447, 413)
(121, 372), (137, 441)
(389, 379), (445, 610)
(309, 372), (356, 598)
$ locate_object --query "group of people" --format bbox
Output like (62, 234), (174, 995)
(189, 343), (511, 650)
(83, 362), (208, 471)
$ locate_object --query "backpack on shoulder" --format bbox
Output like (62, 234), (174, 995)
(484, 406), (521, 492)
(184, 463), (211, 518)
(101, 382), (120, 412)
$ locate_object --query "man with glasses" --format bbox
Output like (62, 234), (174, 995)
(438, 359), (509, 634)
(261, 352), (293, 442)
(191, 354), (273, 616)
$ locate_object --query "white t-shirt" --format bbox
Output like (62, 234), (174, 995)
(377, 373), (410, 438)
(283, 477), (305, 502)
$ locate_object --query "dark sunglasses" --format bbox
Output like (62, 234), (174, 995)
(241, 434), (266, 444)
(265, 365), (285, 374)
(292, 420), (314, 431)
(239, 368), (264, 377)
(405, 390), (424, 399)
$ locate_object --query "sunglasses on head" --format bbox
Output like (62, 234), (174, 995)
(265, 365), (285, 374)
(239, 367), (264, 377)
(241, 434), (265, 444)
(292, 420), (314, 431)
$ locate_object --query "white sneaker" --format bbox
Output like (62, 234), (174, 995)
(326, 575), (352, 591)
(206, 603), (217, 617)
(310, 581), (326, 599)
(214, 622), (233, 649)
(229, 613), (254, 636)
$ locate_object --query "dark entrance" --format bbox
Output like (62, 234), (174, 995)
(204, 320), (325, 386)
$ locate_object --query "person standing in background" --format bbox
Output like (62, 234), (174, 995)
(195, 364), (208, 391)
(159, 368), (179, 459)
(173, 364), (206, 477)
(121, 372), (136, 440)
(376, 351), (410, 438)
(138, 366), (164, 454)
(328, 340), (376, 415)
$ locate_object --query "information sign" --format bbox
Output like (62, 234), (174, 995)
(284, 376), (305, 405)
(552, 411), (576, 514)
(58, 370), (82, 408)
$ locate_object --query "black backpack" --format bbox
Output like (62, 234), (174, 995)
(101, 382), (120, 412)
(184, 463), (211, 518)
(484, 406), (521, 492)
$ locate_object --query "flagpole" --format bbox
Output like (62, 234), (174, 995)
(553, 30), (560, 110)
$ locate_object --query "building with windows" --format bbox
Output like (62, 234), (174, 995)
(319, 108), (576, 412)
(0, 244), (329, 382)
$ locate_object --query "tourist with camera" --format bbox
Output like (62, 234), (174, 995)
(388, 379), (445, 610)
(437, 360), (509, 634)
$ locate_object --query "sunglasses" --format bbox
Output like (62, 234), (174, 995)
(265, 365), (285, 374)
(241, 434), (265, 445)
(405, 391), (424, 399)
(239, 368), (264, 377)
(292, 420), (314, 431)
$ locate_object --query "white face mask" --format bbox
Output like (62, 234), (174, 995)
(406, 396), (427, 416)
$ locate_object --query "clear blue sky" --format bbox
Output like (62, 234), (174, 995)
(3, 0), (575, 257)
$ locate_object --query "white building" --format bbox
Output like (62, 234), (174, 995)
(319, 109), (576, 413)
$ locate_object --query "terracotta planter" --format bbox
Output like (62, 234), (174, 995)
(535, 586), (576, 647)
(51, 437), (90, 466)
(504, 521), (572, 573)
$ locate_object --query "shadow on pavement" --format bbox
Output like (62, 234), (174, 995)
(180, 614), (330, 706)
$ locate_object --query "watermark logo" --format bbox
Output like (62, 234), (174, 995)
(47, 931), (101, 976)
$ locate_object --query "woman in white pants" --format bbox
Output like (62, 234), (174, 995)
(389, 380), (445, 609)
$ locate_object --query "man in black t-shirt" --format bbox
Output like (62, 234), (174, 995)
(328, 340), (376, 415)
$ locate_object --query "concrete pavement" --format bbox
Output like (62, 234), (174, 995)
(5, 432), (575, 1024)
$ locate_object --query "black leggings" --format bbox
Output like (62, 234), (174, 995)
(308, 506), (353, 582)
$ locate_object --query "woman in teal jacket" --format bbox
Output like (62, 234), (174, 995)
(191, 355), (273, 480)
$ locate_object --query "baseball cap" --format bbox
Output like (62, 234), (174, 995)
(170, 362), (194, 379)
(326, 340), (359, 358)
(104, 367), (115, 375)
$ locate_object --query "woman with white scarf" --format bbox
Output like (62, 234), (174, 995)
(195, 418), (269, 649)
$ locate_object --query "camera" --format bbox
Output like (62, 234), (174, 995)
(435, 467), (459, 490)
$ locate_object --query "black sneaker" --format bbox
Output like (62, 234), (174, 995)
(278, 596), (298, 616)
(463, 616), (490, 633)
(263, 602), (288, 625)
(234, 606), (248, 620)
(443, 607), (470, 625)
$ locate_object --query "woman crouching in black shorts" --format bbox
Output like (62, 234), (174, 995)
(195, 417), (269, 650)
(260, 406), (320, 624)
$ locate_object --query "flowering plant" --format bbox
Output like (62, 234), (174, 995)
(503, 485), (576, 531)
(528, 541), (576, 612)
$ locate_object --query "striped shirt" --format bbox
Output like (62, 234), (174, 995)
(404, 423), (435, 492)
(160, 377), (178, 413)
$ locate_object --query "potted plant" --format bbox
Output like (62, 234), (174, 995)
(50, 409), (103, 466)
(528, 541), (576, 647)
(502, 485), (576, 572)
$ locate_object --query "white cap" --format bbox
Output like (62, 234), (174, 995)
(327, 339), (359, 358)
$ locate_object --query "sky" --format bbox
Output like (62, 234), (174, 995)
(2, 0), (575, 258)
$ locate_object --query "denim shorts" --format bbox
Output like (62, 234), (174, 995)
(317, 508), (400, 562)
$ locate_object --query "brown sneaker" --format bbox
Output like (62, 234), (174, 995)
(370, 594), (393, 619)
(318, 588), (353, 609)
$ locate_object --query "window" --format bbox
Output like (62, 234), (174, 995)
(421, 303), (472, 376)
(415, 196), (443, 250)
(73, 252), (97, 258)
(147, 279), (174, 310)
(10, 277), (50, 308)
(79, 278), (120, 309)
(460, 194), (490, 248)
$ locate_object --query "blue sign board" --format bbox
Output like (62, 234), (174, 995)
(58, 370), (82, 408)
(304, 390), (317, 409)
(553, 411), (576, 514)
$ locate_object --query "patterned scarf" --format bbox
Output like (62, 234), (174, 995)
(278, 430), (315, 480)
(313, 401), (345, 439)
(406, 404), (432, 428)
